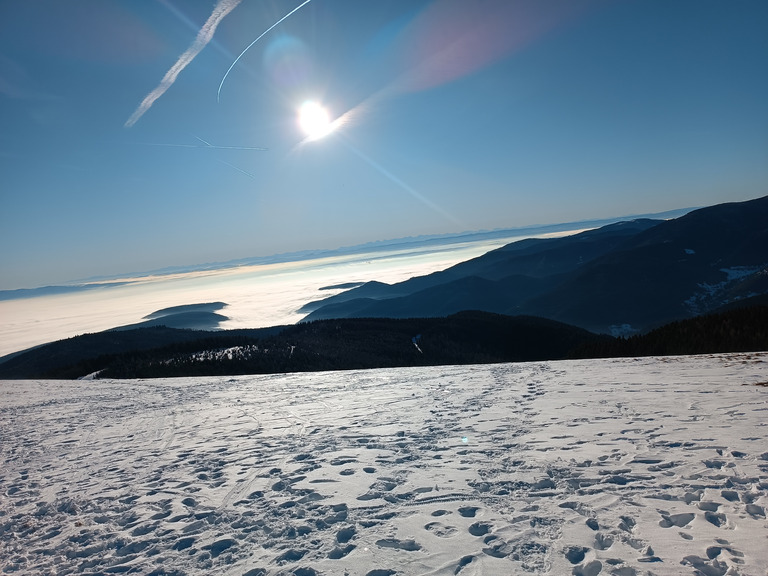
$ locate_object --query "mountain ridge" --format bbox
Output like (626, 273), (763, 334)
(0, 209), (692, 297)
(2, 197), (765, 379)
(1, 304), (765, 380)
(302, 196), (768, 334)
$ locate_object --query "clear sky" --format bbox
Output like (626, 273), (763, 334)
(1, 0), (766, 290)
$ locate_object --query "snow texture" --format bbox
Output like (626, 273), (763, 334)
(684, 265), (766, 315)
(1, 353), (767, 575)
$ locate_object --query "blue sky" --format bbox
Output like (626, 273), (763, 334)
(1, 0), (766, 290)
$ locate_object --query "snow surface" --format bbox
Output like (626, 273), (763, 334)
(1, 353), (767, 575)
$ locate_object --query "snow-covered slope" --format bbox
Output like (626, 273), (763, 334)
(1, 354), (767, 575)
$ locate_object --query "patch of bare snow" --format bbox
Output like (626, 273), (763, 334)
(684, 264), (766, 314)
(1, 353), (767, 575)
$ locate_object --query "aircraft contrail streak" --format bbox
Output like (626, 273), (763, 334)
(125, 0), (241, 128)
(217, 0), (312, 103)
(193, 134), (215, 147)
(143, 142), (267, 151)
(217, 160), (258, 180)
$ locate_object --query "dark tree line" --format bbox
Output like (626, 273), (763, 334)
(1, 307), (765, 380)
(570, 305), (768, 358)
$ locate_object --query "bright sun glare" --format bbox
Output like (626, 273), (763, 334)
(298, 101), (333, 140)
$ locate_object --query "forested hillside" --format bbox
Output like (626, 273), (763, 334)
(303, 197), (768, 335)
(1, 306), (766, 380)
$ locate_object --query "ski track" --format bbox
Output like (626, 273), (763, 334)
(1, 353), (767, 575)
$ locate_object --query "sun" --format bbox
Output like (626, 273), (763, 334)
(298, 101), (333, 140)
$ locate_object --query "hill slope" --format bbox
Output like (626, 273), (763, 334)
(0, 312), (607, 379)
(1, 305), (766, 379)
(303, 196), (768, 334)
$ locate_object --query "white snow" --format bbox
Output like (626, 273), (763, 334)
(684, 264), (766, 314)
(720, 266), (765, 282)
(1, 353), (767, 575)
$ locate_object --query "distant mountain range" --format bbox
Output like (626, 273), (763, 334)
(0, 208), (691, 300)
(1, 196), (766, 380)
(301, 196), (768, 335)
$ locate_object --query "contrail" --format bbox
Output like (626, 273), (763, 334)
(217, 0), (312, 103)
(217, 159), (258, 180)
(158, 0), (234, 61)
(143, 142), (267, 151)
(193, 134), (214, 147)
(125, 0), (242, 128)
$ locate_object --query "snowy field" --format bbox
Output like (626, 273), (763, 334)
(2, 353), (767, 576)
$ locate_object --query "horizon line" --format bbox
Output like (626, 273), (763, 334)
(0, 206), (695, 294)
